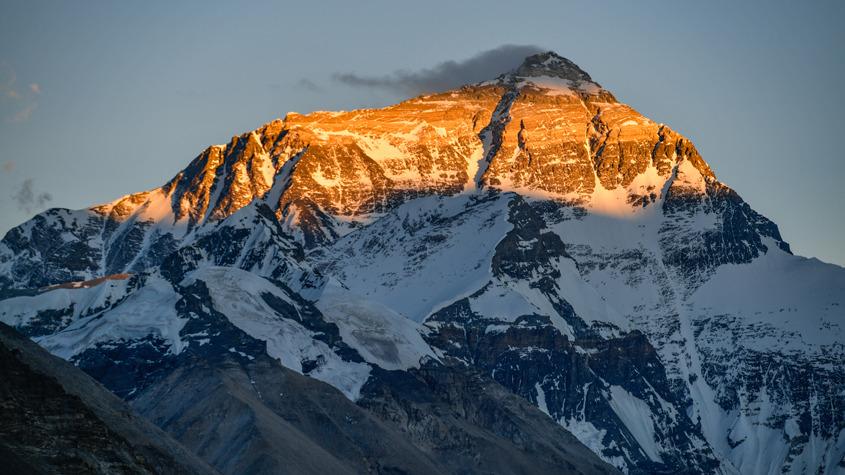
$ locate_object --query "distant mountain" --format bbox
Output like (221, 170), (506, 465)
(1, 51), (843, 474)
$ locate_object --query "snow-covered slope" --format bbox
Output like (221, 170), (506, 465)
(1, 51), (842, 474)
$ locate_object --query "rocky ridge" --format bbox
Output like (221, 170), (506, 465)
(0, 322), (217, 475)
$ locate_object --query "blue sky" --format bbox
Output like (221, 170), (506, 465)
(1, 0), (843, 265)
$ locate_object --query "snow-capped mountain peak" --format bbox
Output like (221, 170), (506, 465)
(1, 51), (842, 474)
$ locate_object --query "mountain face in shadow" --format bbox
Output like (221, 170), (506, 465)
(0, 322), (217, 475)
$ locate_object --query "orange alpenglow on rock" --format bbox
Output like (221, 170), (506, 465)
(88, 52), (719, 246)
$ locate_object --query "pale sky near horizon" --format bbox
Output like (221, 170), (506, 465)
(1, 0), (843, 265)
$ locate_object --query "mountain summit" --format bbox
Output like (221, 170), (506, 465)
(510, 51), (596, 82)
(1, 52), (843, 474)
(1, 52), (719, 267)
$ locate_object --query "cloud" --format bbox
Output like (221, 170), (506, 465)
(10, 103), (37, 123)
(294, 78), (323, 93)
(332, 44), (544, 96)
(0, 63), (40, 122)
(2, 161), (14, 173)
(0, 63), (17, 98)
(12, 179), (52, 214)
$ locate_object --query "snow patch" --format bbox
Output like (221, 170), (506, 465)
(316, 281), (438, 370)
(184, 267), (371, 400)
(608, 385), (663, 463)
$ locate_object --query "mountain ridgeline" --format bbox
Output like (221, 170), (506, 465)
(1, 52), (843, 474)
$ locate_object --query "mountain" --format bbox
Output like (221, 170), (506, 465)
(0, 51), (843, 474)
(0, 322), (218, 475)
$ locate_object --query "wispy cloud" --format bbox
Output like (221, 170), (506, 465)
(1, 63), (41, 123)
(294, 78), (324, 93)
(10, 103), (37, 123)
(12, 178), (52, 214)
(332, 44), (544, 96)
(0, 63), (18, 99)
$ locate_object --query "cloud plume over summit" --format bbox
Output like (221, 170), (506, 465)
(333, 44), (543, 95)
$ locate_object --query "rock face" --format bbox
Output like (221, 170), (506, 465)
(0, 323), (217, 475)
(360, 364), (619, 475)
(1, 51), (843, 474)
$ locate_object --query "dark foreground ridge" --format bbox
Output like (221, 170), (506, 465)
(0, 322), (217, 475)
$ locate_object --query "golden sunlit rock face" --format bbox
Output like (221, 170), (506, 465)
(93, 52), (719, 244)
(277, 85), (500, 216)
(484, 85), (600, 195)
